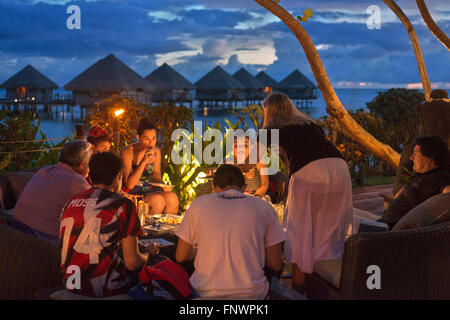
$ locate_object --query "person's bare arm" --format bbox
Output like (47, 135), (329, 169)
(152, 148), (173, 192)
(121, 236), (149, 271)
(121, 147), (151, 190)
(152, 147), (163, 183)
(255, 162), (269, 197)
(121, 147), (134, 189)
(175, 237), (197, 263)
(265, 242), (283, 273)
(121, 236), (160, 271)
(395, 186), (405, 199)
(443, 186), (450, 193)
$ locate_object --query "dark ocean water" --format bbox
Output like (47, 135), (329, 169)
(2, 88), (394, 139)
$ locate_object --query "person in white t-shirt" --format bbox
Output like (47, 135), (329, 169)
(175, 164), (285, 299)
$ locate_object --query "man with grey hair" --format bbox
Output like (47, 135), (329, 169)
(13, 140), (92, 244)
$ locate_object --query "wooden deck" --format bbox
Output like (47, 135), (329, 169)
(352, 184), (394, 217)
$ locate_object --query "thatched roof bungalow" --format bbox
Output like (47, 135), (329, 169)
(195, 66), (245, 104)
(278, 69), (317, 100)
(0, 65), (58, 103)
(232, 68), (265, 101)
(65, 53), (151, 106)
(145, 63), (194, 103)
(255, 71), (279, 91)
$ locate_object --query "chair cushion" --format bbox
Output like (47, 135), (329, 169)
(312, 257), (343, 289)
(50, 290), (133, 300)
(6, 171), (35, 201)
(392, 193), (450, 231)
(353, 208), (388, 233)
(353, 207), (381, 221)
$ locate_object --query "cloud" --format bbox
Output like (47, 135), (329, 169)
(0, 0), (448, 88)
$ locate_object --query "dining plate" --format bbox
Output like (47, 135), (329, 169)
(149, 182), (174, 188)
(143, 223), (174, 232)
(139, 238), (174, 248)
(158, 214), (183, 225)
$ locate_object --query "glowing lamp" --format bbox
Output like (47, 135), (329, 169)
(114, 109), (125, 117)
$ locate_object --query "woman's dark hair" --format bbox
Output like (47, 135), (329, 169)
(86, 127), (112, 146)
(137, 118), (156, 136)
(213, 164), (245, 189)
(415, 136), (449, 169)
(430, 89), (448, 100)
(89, 152), (124, 186)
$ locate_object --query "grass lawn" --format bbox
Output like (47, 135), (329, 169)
(352, 175), (395, 190)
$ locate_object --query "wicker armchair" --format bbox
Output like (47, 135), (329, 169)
(0, 223), (62, 299)
(306, 221), (450, 300)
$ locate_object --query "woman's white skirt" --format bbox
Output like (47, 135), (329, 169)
(283, 158), (354, 273)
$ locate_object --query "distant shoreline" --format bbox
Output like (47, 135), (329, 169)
(1, 87), (433, 140)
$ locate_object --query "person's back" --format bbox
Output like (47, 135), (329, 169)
(267, 123), (344, 177)
(175, 165), (285, 299)
(13, 141), (92, 240)
(60, 152), (158, 297)
(60, 188), (140, 297)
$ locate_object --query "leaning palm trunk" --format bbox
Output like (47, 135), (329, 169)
(383, 0), (432, 102)
(416, 0), (450, 50)
(254, 0), (400, 168)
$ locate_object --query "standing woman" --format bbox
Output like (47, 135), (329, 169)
(262, 93), (353, 293)
(121, 119), (179, 215)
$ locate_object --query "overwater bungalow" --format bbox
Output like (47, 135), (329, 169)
(0, 64), (58, 104)
(255, 71), (279, 93)
(65, 53), (152, 108)
(232, 68), (265, 103)
(277, 69), (317, 106)
(194, 66), (245, 108)
(145, 63), (195, 105)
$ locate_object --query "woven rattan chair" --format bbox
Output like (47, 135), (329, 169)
(306, 221), (450, 299)
(0, 223), (62, 299)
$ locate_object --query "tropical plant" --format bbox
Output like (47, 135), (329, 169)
(0, 111), (69, 173)
(84, 95), (147, 151)
(232, 104), (264, 130)
(366, 88), (424, 151)
(163, 118), (242, 210)
(145, 102), (193, 173)
(319, 109), (395, 185)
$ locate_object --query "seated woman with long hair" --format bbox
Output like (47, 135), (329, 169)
(120, 119), (179, 215)
(227, 135), (269, 198)
(262, 93), (353, 293)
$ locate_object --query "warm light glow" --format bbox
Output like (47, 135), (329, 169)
(114, 109), (125, 117)
(197, 171), (207, 181)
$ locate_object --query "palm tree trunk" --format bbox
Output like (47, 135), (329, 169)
(416, 0), (450, 50)
(253, 0), (400, 168)
(383, 0), (432, 101)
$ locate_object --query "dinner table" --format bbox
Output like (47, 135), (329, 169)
(139, 214), (195, 276)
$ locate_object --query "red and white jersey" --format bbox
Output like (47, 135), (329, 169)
(60, 188), (142, 297)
